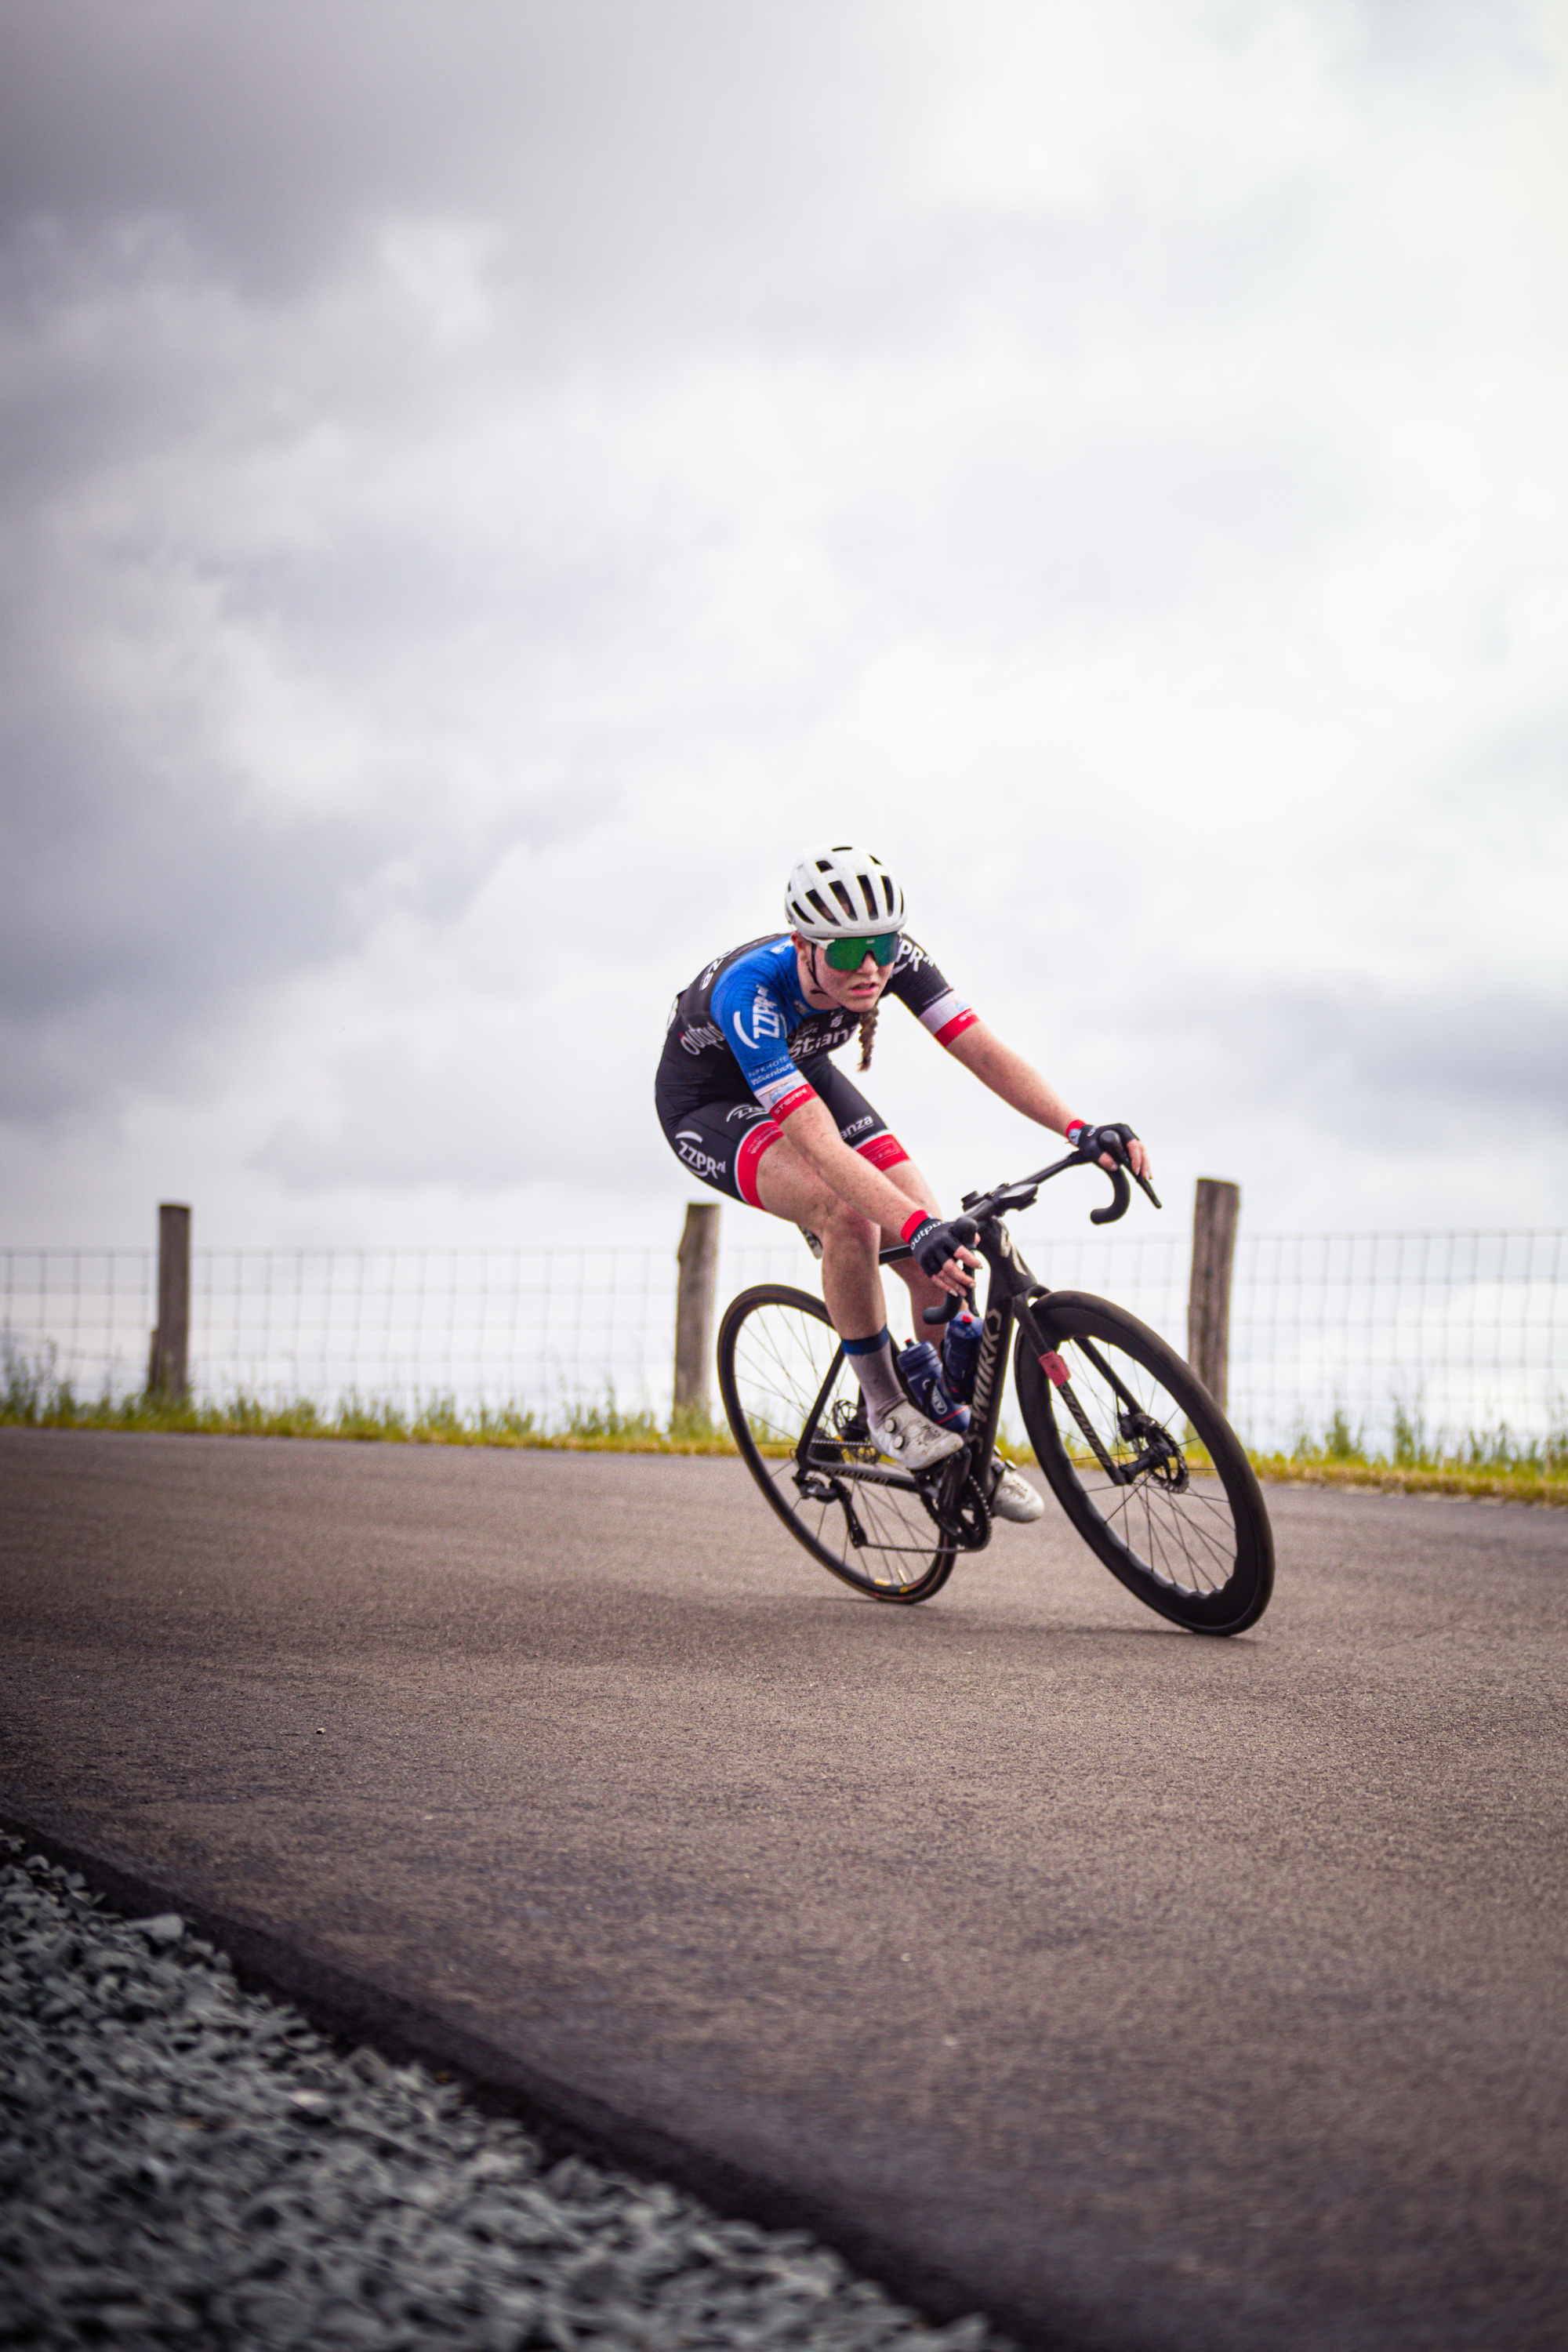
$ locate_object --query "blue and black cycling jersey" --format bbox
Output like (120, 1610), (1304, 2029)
(655, 934), (976, 1121)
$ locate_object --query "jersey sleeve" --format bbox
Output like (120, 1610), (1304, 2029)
(710, 959), (816, 1119)
(887, 936), (978, 1047)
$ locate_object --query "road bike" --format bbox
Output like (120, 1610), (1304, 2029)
(716, 1145), (1274, 1635)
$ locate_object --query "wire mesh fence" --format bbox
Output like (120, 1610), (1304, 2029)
(1229, 1229), (1567, 1455)
(0, 1236), (809, 1421)
(3, 1223), (1565, 1452)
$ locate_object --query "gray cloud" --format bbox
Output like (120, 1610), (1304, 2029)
(1, 1), (1563, 1247)
(1322, 0), (1544, 79)
(1231, 976), (1568, 1141)
(0, 705), (626, 1127)
(0, 0), (919, 338)
(0, 710), (370, 1121)
(3, 2), (1534, 344)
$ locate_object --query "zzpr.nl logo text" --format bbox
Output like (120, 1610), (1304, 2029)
(731, 988), (786, 1050)
(675, 1133), (728, 1181)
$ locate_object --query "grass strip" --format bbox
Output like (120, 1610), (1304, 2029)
(1247, 1455), (1568, 1504)
(0, 1381), (735, 1455)
(5, 1370), (1565, 1503)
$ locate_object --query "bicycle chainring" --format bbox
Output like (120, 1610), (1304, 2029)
(920, 1462), (992, 1550)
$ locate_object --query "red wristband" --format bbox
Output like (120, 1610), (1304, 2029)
(901, 1209), (932, 1245)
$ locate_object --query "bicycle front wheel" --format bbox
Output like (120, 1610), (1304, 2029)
(1014, 1291), (1273, 1635)
(717, 1283), (956, 1603)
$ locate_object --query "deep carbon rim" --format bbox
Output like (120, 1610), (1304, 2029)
(1016, 1294), (1273, 1635)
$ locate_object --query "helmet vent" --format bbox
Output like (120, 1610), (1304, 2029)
(783, 844), (906, 941)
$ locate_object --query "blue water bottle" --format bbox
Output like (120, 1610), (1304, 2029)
(941, 1309), (982, 1406)
(896, 1340), (971, 1432)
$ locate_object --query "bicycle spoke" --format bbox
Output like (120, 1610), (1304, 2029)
(720, 1287), (954, 1600)
(1054, 1341), (1225, 1594)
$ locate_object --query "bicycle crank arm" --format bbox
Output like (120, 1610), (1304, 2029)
(920, 1451), (993, 1550)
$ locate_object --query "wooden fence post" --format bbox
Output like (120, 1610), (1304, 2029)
(1188, 1178), (1240, 1410)
(147, 1202), (191, 1399)
(673, 1202), (720, 1420)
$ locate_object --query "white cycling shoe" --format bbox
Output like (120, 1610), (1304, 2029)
(989, 1458), (1045, 1523)
(874, 1398), (965, 1471)
(872, 1405), (1041, 1519)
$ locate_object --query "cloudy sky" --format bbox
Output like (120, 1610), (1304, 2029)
(2, 0), (1565, 1263)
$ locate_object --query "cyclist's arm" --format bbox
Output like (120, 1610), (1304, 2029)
(777, 1094), (976, 1290)
(942, 1018), (1152, 1180)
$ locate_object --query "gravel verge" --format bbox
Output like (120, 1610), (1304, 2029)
(0, 1835), (1013, 2351)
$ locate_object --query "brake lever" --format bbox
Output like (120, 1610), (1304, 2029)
(921, 1294), (964, 1327)
(1074, 1134), (1163, 1219)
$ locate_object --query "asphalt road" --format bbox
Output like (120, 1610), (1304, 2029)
(2, 1427), (1566, 2352)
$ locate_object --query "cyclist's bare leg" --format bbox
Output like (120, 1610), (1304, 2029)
(752, 1134), (949, 1338)
(753, 1138), (880, 1334)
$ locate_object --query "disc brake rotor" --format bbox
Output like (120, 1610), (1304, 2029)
(1117, 1410), (1189, 1491)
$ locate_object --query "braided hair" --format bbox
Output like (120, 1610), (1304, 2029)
(857, 1000), (880, 1073)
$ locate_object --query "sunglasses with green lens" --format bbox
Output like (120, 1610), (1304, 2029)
(822, 931), (900, 973)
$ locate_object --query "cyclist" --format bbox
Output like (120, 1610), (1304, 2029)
(655, 844), (1152, 1524)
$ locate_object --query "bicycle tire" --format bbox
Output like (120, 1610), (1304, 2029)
(717, 1283), (956, 1603)
(1014, 1290), (1273, 1635)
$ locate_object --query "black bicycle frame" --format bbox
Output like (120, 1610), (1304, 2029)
(916, 1213), (1131, 1531)
(792, 1146), (1163, 1545)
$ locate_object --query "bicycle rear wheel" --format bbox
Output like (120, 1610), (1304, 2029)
(1014, 1290), (1273, 1635)
(717, 1283), (956, 1602)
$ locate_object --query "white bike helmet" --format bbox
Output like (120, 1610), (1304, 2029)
(783, 845), (906, 940)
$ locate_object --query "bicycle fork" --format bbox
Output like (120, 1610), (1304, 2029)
(967, 1216), (1175, 1494)
(1014, 1294), (1187, 1490)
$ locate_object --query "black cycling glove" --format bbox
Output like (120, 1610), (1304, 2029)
(1066, 1121), (1139, 1165)
(901, 1212), (979, 1279)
